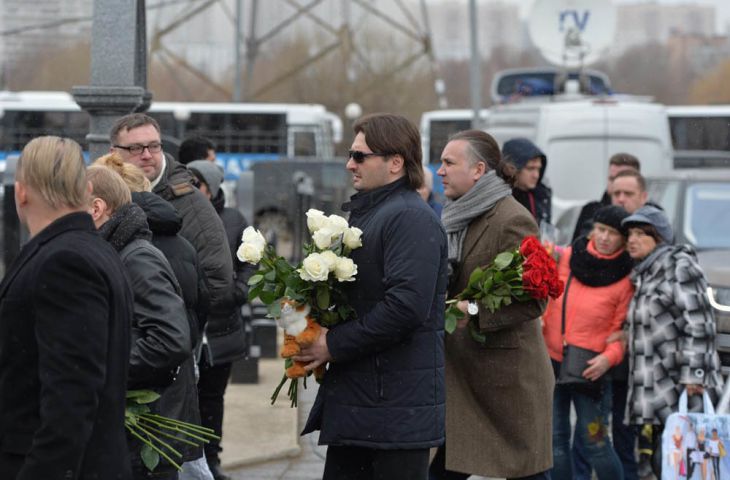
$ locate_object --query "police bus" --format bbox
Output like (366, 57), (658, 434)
(0, 90), (342, 179)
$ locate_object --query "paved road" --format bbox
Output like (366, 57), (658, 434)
(223, 360), (488, 480)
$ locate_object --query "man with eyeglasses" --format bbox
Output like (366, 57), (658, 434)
(110, 113), (240, 480)
(296, 113), (448, 480)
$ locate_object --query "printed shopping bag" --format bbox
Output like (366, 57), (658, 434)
(662, 390), (730, 479)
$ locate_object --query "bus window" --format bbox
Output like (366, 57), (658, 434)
(227, 113), (287, 154)
(292, 131), (316, 157)
(429, 119), (470, 165)
(670, 116), (730, 151)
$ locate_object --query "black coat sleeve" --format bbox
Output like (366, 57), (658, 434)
(124, 245), (191, 389)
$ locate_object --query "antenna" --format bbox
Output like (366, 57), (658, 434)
(528, 0), (616, 68)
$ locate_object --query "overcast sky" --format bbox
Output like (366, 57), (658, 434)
(509, 0), (730, 33)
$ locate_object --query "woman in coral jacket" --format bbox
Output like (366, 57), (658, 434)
(542, 205), (635, 480)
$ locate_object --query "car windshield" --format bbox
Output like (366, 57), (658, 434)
(684, 182), (730, 250)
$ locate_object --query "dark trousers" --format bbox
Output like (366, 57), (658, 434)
(197, 359), (233, 465)
(429, 446), (552, 480)
(573, 380), (639, 480)
(323, 445), (429, 480)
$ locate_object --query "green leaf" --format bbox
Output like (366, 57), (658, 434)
(481, 276), (494, 294)
(444, 314), (457, 334)
(493, 252), (514, 270)
(126, 390), (160, 404)
(267, 301), (282, 318)
(247, 274), (264, 286)
(264, 269), (277, 282)
(493, 285), (510, 296)
(316, 285), (330, 310)
(276, 258), (293, 273)
(467, 267), (484, 287)
(259, 290), (279, 304)
(141, 443), (160, 472)
(125, 403), (150, 416)
(248, 284), (263, 303)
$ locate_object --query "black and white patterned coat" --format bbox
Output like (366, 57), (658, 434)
(626, 244), (723, 425)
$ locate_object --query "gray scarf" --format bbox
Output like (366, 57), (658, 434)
(441, 170), (512, 263)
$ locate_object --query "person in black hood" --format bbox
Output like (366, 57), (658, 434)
(87, 165), (193, 480)
(502, 137), (552, 225)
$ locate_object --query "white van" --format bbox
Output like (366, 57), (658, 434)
(485, 98), (673, 220)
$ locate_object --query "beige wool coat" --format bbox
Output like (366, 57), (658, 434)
(444, 196), (555, 478)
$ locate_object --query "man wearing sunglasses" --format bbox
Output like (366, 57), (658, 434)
(297, 113), (449, 480)
(111, 114), (241, 480)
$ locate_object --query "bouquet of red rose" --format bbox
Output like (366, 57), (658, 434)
(445, 236), (563, 343)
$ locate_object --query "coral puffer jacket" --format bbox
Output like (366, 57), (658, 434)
(542, 241), (634, 367)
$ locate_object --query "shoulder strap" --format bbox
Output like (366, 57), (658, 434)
(560, 272), (573, 342)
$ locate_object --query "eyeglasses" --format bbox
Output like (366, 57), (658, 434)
(348, 150), (390, 163)
(114, 142), (163, 155)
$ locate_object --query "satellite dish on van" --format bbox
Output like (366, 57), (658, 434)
(528, 0), (616, 68)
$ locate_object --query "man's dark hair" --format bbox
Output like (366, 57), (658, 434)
(109, 113), (160, 145)
(179, 136), (216, 165)
(353, 113), (423, 190)
(449, 130), (517, 187)
(609, 152), (640, 171)
(612, 168), (646, 191)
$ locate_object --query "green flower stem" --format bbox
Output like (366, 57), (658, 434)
(142, 414), (219, 437)
(138, 415), (213, 443)
(132, 422), (183, 458)
(125, 424), (183, 471)
(271, 374), (289, 405)
(288, 379), (298, 408)
(135, 420), (202, 447)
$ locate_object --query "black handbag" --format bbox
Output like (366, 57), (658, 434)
(556, 274), (602, 395)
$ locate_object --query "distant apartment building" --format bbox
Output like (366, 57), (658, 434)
(427, 0), (524, 61)
(614, 2), (715, 54)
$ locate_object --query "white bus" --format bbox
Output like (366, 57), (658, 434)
(0, 90), (341, 179)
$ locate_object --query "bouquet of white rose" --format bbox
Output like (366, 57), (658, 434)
(237, 208), (362, 406)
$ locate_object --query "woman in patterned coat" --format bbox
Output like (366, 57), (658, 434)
(621, 205), (723, 476)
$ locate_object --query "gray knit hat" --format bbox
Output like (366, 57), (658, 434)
(622, 205), (674, 244)
(187, 160), (224, 198)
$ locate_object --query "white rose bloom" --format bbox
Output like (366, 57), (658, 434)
(299, 253), (330, 282)
(306, 209), (328, 233)
(334, 257), (358, 282)
(327, 214), (349, 235)
(237, 242), (264, 264)
(319, 250), (338, 272)
(312, 227), (335, 250)
(343, 227), (363, 249)
(240, 226), (266, 249)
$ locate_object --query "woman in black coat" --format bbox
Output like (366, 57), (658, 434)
(88, 165), (194, 480)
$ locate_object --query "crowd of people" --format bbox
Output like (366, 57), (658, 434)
(0, 112), (723, 480)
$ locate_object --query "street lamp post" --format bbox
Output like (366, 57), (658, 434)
(72, 0), (151, 161)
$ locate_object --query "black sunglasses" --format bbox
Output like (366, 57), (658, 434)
(348, 150), (390, 163)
